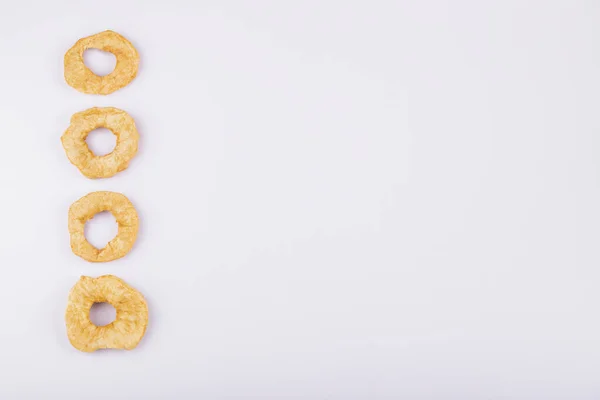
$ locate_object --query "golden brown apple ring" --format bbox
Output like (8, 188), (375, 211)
(69, 191), (139, 262)
(66, 275), (148, 352)
(61, 107), (139, 179)
(64, 30), (139, 95)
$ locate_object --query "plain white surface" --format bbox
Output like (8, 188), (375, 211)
(0, 0), (599, 398)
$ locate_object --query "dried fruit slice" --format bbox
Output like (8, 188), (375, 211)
(69, 191), (139, 262)
(61, 107), (139, 179)
(66, 275), (148, 352)
(64, 30), (139, 95)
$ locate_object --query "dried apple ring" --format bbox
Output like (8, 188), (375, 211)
(64, 30), (139, 95)
(69, 191), (139, 262)
(66, 275), (148, 352)
(61, 107), (139, 179)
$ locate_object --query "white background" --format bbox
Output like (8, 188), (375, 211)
(0, 0), (599, 398)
